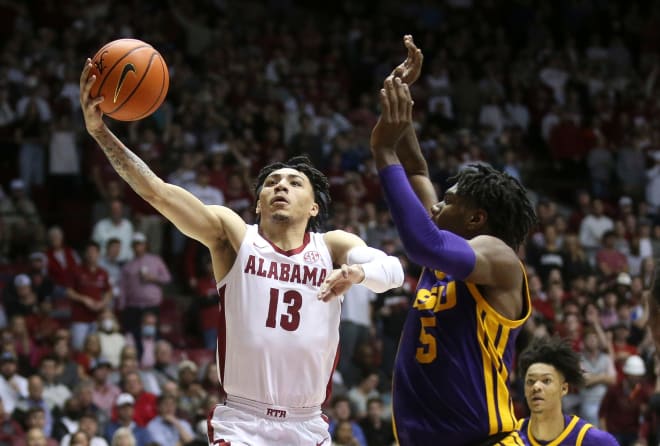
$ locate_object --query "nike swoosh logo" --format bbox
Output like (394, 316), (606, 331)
(316, 439), (328, 446)
(113, 63), (136, 103)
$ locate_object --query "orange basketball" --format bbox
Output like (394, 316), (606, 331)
(89, 38), (169, 122)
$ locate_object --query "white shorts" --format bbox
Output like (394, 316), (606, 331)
(206, 399), (331, 446)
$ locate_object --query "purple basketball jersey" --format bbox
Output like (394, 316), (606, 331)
(392, 266), (531, 446)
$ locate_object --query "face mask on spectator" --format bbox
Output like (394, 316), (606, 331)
(101, 319), (114, 333)
(142, 325), (156, 338)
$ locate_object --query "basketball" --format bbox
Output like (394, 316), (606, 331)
(89, 38), (169, 122)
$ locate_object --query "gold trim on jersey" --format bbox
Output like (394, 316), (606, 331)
(471, 262), (531, 436)
(497, 431), (525, 445)
(526, 415), (583, 446)
(477, 306), (517, 435)
(392, 412), (399, 444)
(575, 422), (592, 445)
(465, 261), (532, 329)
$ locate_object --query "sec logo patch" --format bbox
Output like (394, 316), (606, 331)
(304, 251), (320, 263)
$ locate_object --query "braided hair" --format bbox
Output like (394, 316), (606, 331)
(518, 336), (585, 388)
(254, 155), (331, 232)
(449, 163), (537, 249)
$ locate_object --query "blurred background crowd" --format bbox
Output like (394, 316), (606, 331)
(1, 0), (660, 445)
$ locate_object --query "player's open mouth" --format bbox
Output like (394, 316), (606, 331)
(271, 197), (289, 205)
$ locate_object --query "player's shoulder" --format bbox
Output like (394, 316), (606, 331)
(322, 229), (364, 247)
(582, 425), (619, 445)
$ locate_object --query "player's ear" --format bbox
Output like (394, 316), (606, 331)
(255, 200), (261, 215)
(561, 382), (568, 396)
(309, 202), (319, 217)
(466, 209), (487, 231)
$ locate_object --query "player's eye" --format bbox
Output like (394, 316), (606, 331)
(543, 379), (552, 384)
(291, 181), (301, 186)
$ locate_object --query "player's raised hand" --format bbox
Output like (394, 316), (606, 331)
(370, 77), (414, 152)
(391, 35), (423, 85)
(318, 264), (365, 302)
(79, 58), (106, 134)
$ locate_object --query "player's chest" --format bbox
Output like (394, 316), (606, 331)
(241, 251), (330, 289)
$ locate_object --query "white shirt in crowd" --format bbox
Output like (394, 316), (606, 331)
(0, 373), (28, 414)
(341, 285), (376, 328)
(92, 218), (134, 262)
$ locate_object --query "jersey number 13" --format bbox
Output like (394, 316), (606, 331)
(265, 288), (302, 331)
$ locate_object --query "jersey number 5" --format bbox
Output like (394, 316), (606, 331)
(416, 317), (437, 363)
(265, 288), (302, 331)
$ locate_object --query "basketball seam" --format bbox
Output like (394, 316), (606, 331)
(132, 51), (168, 121)
(106, 50), (157, 118)
(93, 44), (151, 98)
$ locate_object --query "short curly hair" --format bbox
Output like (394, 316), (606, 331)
(254, 155), (331, 232)
(518, 336), (584, 388)
(449, 164), (537, 249)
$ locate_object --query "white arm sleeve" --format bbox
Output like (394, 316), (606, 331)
(347, 246), (405, 293)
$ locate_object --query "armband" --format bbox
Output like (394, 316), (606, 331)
(358, 255), (404, 293)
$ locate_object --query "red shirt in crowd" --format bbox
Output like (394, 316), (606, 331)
(46, 246), (79, 288)
(599, 379), (651, 437)
(133, 391), (158, 427)
(70, 265), (110, 323)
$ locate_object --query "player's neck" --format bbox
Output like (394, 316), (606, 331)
(529, 410), (565, 442)
(259, 222), (308, 251)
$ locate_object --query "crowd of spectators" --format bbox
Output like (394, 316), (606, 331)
(0, 0), (660, 445)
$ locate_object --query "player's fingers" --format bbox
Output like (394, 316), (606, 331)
(322, 287), (338, 302)
(386, 78), (399, 123)
(322, 293), (335, 303)
(81, 73), (96, 104)
(395, 78), (408, 121)
(85, 74), (96, 94)
(403, 83), (414, 123)
(414, 49), (424, 78)
(92, 95), (105, 107)
(379, 89), (391, 123)
(341, 264), (349, 279)
(404, 35), (414, 60)
(80, 58), (91, 87)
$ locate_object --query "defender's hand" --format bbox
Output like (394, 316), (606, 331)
(370, 77), (414, 153)
(391, 35), (423, 85)
(318, 264), (365, 302)
(79, 58), (106, 135)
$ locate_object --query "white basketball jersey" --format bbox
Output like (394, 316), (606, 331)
(215, 224), (341, 408)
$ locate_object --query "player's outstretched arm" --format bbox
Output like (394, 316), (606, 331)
(387, 35), (438, 212)
(79, 59), (244, 249)
(370, 77), (521, 291)
(318, 230), (404, 301)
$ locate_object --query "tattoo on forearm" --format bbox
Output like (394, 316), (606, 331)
(94, 130), (157, 192)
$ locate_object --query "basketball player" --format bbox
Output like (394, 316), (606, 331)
(516, 336), (619, 445)
(370, 36), (536, 445)
(79, 60), (404, 446)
